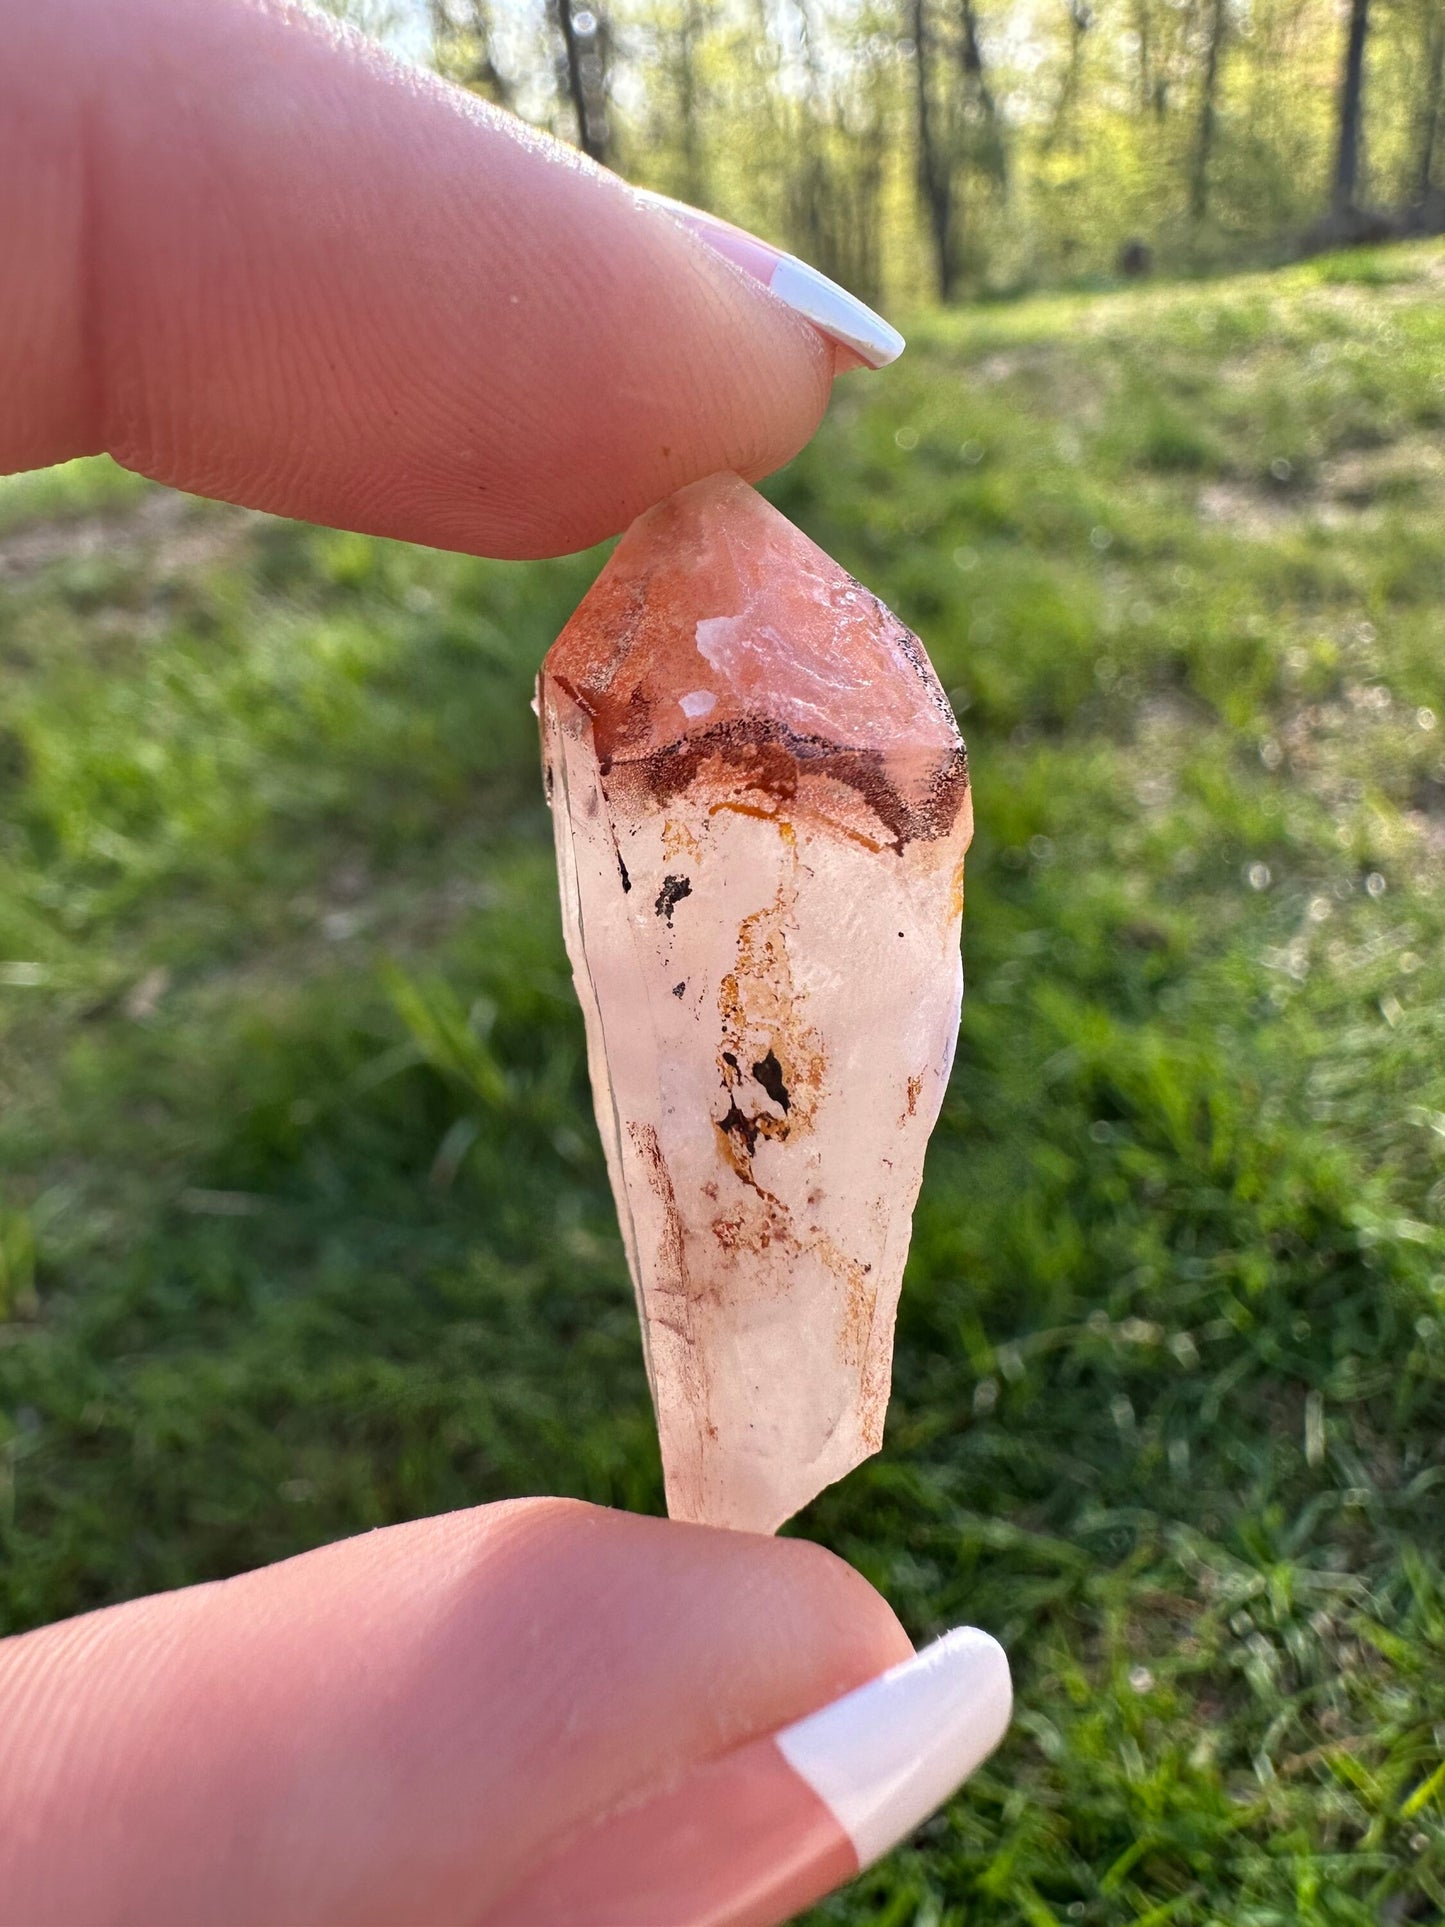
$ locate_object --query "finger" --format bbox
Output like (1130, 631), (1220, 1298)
(484, 1628), (1012, 1927)
(0, 1499), (912, 1927)
(2, 0), (838, 558)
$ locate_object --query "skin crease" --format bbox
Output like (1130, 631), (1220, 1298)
(0, 4), (911, 1922)
(0, 0), (836, 557)
(0, 1502), (912, 1926)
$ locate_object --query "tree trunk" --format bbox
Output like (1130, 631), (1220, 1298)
(1331, 0), (1370, 214)
(555, 0), (611, 165)
(958, 0), (1007, 186)
(1189, 0), (1226, 223)
(1416, 7), (1445, 202)
(1046, 0), (1092, 150)
(910, 0), (958, 299)
(674, 0), (706, 209)
(848, 112), (887, 304)
(1134, 0), (1153, 116)
(428, 0), (515, 110)
(785, 0), (838, 285)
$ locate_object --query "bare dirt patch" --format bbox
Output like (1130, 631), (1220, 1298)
(1197, 435), (1444, 537)
(0, 488), (259, 584)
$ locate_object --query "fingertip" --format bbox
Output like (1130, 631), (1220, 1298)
(766, 1533), (917, 1688)
(441, 1500), (911, 1749)
(494, 182), (836, 556)
(535, 1504), (914, 1733)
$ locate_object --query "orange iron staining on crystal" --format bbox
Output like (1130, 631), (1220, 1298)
(539, 473), (972, 1533)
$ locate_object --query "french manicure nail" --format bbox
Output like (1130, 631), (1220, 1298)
(775, 1625), (1013, 1868)
(634, 186), (906, 371)
(484, 1628), (1010, 1926)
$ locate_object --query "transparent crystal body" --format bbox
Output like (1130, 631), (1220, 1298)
(539, 473), (972, 1533)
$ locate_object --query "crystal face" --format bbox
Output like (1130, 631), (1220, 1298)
(539, 473), (972, 1533)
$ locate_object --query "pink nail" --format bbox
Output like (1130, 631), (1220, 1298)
(634, 187), (905, 371)
(484, 1627), (1011, 1926)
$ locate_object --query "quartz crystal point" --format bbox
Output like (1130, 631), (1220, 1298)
(539, 472), (972, 1533)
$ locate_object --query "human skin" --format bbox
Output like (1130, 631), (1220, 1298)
(1, 0), (838, 556)
(0, 2), (915, 1922)
(0, 1502), (913, 1925)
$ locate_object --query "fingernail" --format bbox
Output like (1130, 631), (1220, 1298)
(775, 1625), (1012, 1868)
(634, 186), (905, 371)
(483, 1627), (1010, 1926)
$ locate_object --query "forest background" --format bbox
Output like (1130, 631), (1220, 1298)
(360, 0), (1445, 304)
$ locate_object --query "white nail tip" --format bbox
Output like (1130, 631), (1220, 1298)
(632, 185), (905, 370)
(766, 254), (905, 369)
(774, 1627), (1012, 1868)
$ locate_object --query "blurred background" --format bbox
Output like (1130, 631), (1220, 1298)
(384, 0), (1439, 295)
(2, 2), (1444, 1922)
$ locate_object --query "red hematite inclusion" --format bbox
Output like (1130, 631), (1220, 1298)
(546, 472), (968, 846)
(540, 472), (972, 1534)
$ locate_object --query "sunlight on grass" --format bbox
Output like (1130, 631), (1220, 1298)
(2, 246), (1443, 1922)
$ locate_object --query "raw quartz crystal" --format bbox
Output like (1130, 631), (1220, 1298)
(539, 473), (972, 1533)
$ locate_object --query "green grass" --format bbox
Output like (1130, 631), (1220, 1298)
(3, 242), (1444, 1922)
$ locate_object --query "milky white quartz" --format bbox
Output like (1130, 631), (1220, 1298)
(539, 473), (972, 1533)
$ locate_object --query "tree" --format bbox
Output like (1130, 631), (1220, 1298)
(428, 0), (516, 111)
(959, 0), (1007, 186)
(1414, 0), (1445, 206)
(769, 0), (893, 303)
(633, 0), (711, 207)
(1331, 0), (1371, 214)
(907, 0), (1007, 300)
(1046, 0), (1094, 151)
(553, 0), (613, 165)
(1133, 0), (1157, 117)
(671, 0), (708, 209)
(910, 0), (959, 297)
(1189, 0), (1228, 223)
(416, 0), (1433, 301)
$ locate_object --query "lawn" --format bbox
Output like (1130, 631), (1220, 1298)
(2, 244), (1443, 1924)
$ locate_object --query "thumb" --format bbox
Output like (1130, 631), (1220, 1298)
(0, 1499), (912, 1927)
